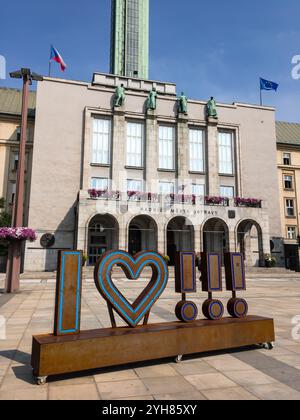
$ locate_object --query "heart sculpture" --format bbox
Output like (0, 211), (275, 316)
(94, 251), (169, 328)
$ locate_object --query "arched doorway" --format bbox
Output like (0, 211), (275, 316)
(88, 214), (119, 265)
(128, 215), (158, 255)
(203, 218), (229, 263)
(237, 220), (264, 267)
(167, 217), (194, 266)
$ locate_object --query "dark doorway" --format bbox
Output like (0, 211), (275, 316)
(128, 216), (157, 256)
(203, 218), (229, 265)
(88, 214), (119, 265)
(129, 225), (142, 255)
(167, 217), (194, 266)
(284, 244), (300, 272)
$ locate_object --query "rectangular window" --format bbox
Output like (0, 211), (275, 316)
(159, 126), (175, 170)
(159, 181), (175, 195)
(12, 152), (19, 171)
(287, 226), (297, 240)
(189, 129), (204, 172)
(126, 122), (144, 168)
(283, 153), (291, 166)
(284, 175), (293, 190)
(219, 132), (234, 175)
(220, 186), (234, 198)
(192, 184), (205, 197)
(92, 118), (111, 165)
(91, 178), (109, 190)
(127, 179), (143, 192)
(286, 199), (295, 217)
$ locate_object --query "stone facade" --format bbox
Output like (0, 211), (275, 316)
(25, 73), (282, 271)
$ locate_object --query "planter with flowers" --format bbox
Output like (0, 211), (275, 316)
(0, 227), (37, 242)
(88, 189), (121, 201)
(264, 254), (276, 268)
(235, 197), (262, 208)
(205, 196), (229, 206)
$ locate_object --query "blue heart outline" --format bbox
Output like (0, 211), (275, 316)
(96, 251), (168, 326)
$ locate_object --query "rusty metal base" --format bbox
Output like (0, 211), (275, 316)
(31, 316), (275, 381)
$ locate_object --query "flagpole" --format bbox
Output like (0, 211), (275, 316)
(259, 78), (263, 106)
(260, 88), (263, 106)
(48, 45), (52, 77)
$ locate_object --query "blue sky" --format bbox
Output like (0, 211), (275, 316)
(0, 0), (299, 121)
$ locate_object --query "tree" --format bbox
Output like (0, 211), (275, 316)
(0, 198), (11, 257)
(0, 197), (11, 228)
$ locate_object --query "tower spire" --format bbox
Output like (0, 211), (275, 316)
(110, 0), (149, 79)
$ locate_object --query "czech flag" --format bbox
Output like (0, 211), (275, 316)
(50, 45), (67, 71)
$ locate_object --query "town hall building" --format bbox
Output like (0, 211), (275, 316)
(24, 72), (282, 271)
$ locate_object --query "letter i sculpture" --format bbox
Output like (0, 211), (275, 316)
(200, 253), (224, 320)
(175, 252), (198, 322)
(224, 253), (248, 318)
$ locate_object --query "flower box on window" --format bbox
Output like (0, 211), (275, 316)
(88, 190), (121, 201)
(235, 197), (262, 208)
(205, 196), (229, 206)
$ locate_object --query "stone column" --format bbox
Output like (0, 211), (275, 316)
(194, 225), (201, 254)
(118, 216), (127, 251)
(157, 223), (165, 256)
(145, 110), (158, 193)
(177, 114), (189, 188)
(207, 117), (219, 196)
(112, 107), (126, 192)
(228, 229), (236, 253)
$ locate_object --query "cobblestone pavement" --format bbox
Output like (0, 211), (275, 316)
(0, 274), (300, 400)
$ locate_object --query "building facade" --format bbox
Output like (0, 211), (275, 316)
(0, 87), (36, 271)
(276, 121), (300, 271)
(0, 88), (36, 217)
(24, 73), (282, 272)
(110, 0), (149, 79)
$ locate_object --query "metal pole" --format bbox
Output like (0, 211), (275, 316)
(260, 86), (263, 106)
(5, 73), (30, 293)
(48, 46), (52, 77)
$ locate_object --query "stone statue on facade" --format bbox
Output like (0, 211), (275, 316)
(178, 92), (188, 114)
(207, 97), (218, 119)
(146, 88), (157, 111)
(114, 84), (125, 107)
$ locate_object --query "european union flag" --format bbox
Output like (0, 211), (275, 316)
(260, 78), (279, 92)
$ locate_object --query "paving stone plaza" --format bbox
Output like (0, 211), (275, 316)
(1, 271), (300, 401)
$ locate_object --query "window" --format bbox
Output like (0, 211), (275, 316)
(159, 126), (175, 170)
(284, 175), (293, 190)
(159, 181), (175, 195)
(127, 179), (143, 192)
(286, 199), (295, 217)
(192, 184), (205, 197)
(91, 178), (109, 190)
(10, 183), (16, 205)
(92, 118), (111, 165)
(283, 153), (291, 166)
(126, 122), (144, 168)
(189, 129), (204, 172)
(12, 152), (19, 171)
(220, 186), (234, 198)
(219, 132), (234, 175)
(287, 226), (297, 240)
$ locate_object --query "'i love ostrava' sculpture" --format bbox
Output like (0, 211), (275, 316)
(31, 250), (275, 385)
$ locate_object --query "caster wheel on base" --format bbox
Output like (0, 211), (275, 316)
(202, 299), (224, 321)
(175, 355), (183, 364)
(36, 376), (47, 386)
(261, 342), (274, 350)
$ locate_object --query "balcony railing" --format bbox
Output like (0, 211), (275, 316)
(87, 190), (263, 209)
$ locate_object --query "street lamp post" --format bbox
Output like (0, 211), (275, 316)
(5, 68), (43, 294)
